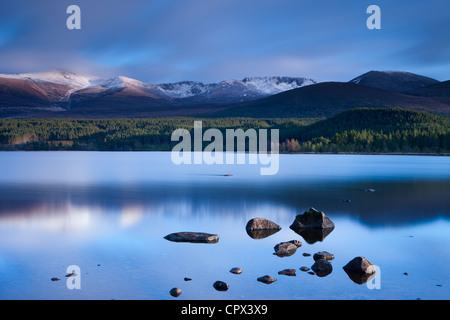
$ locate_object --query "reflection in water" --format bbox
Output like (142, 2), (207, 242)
(246, 228), (281, 239)
(0, 153), (449, 300)
(292, 228), (334, 244)
(0, 179), (449, 229)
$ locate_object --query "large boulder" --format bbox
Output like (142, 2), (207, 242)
(273, 240), (302, 257)
(164, 232), (219, 243)
(289, 208), (335, 243)
(246, 218), (281, 239)
(343, 257), (376, 274)
(343, 257), (376, 284)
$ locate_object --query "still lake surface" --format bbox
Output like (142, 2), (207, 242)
(0, 152), (449, 300)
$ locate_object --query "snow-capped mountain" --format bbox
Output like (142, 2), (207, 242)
(0, 70), (315, 103)
(155, 76), (316, 102)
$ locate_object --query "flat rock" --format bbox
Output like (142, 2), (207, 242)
(299, 266), (310, 272)
(257, 275), (277, 284)
(273, 240), (302, 257)
(278, 269), (297, 276)
(313, 251), (335, 261)
(164, 232), (219, 243)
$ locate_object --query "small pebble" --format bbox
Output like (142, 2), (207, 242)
(300, 266), (310, 272)
(169, 287), (182, 297)
(213, 281), (229, 291)
(257, 275), (277, 284)
(302, 253), (311, 257)
(230, 267), (243, 274)
(307, 271), (315, 275)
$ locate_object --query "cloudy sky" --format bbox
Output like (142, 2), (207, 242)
(0, 0), (449, 83)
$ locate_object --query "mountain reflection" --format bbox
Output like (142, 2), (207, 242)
(0, 178), (448, 230)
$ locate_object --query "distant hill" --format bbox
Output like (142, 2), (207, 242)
(295, 107), (450, 140)
(1, 69), (449, 118)
(349, 70), (440, 92)
(207, 82), (450, 118)
(279, 108), (450, 154)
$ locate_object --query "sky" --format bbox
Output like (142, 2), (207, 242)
(0, 0), (449, 84)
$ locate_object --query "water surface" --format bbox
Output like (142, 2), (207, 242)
(0, 152), (449, 300)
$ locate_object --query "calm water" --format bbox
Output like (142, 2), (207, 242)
(0, 152), (449, 300)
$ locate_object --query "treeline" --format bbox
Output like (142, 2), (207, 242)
(0, 117), (316, 151)
(0, 108), (449, 153)
(280, 108), (450, 153)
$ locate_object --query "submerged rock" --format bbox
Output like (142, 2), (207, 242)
(257, 275), (277, 284)
(311, 259), (333, 277)
(213, 281), (229, 291)
(299, 266), (310, 272)
(170, 287), (182, 297)
(273, 240), (302, 257)
(164, 232), (219, 243)
(246, 218), (281, 239)
(65, 273), (77, 277)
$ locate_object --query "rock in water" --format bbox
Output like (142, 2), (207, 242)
(164, 232), (219, 243)
(246, 218), (281, 239)
(289, 208), (335, 243)
(230, 267), (243, 274)
(311, 259), (333, 277)
(343, 257), (376, 275)
(213, 281), (229, 291)
(257, 275), (277, 284)
(278, 269), (297, 276)
(343, 257), (376, 284)
(299, 266), (310, 272)
(313, 251), (335, 261)
(170, 287), (182, 297)
(290, 207), (335, 230)
(273, 240), (302, 257)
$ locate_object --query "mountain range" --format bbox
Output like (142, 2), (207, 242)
(0, 69), (449, 118)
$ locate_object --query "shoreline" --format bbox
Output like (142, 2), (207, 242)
(0, 150), (449, 156)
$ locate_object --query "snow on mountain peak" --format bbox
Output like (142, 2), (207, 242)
(242, 76), (316, 95)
